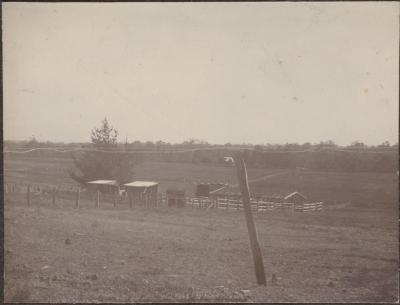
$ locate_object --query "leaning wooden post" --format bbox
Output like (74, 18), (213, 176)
(27, 184), (31, 206)
(234, 156), (267, 286)
(75, 187), (80, 208)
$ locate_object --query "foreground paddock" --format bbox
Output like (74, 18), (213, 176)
(4, 197), (398, 303)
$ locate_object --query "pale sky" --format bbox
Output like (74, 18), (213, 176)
(3, 2), (399, 145)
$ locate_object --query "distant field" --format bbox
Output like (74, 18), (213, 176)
(3, 155), (286, 194)
(4, 155), (398, 203)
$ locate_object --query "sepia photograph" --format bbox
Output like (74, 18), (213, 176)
(2, 1), (399, 303)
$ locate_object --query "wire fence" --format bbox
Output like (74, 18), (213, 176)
(4, 145), (397, 155)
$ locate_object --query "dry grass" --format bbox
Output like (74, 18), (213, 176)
(6, 283), (32, 303)
(4, 195), (398, 303)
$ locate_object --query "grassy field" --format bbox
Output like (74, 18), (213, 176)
(5, 154), (398, 201)
(3, 154), (399, 302)
(4, 155), (284, 193)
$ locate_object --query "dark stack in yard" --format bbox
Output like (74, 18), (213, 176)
(166, 189), (186, 207)
(196, 182), (226, 197)
(124, 181), (159, 208)
(195, 183), (210, 197)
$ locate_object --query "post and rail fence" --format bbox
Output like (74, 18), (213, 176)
(4, 181), (324, 212)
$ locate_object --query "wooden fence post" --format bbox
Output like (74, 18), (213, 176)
(234, 156), (267, 286)
(96, 190), (100, 208)
(76, 187), (80, 208)
(27, 184), (31, 206)
(113, 189), (117, 208)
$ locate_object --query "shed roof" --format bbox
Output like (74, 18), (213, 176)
(124, 181), (159, 188)
(87, 180), (118, 186)
(284, 191), (307, 200)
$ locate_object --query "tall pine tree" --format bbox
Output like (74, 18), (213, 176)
(69, 118), (138, 186)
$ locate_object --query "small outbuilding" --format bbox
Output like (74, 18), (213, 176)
(284, 191), (307, 204)
(124, 181), (159, 207)
(87, 180), (120, 207)
(166, 189), (186, 208)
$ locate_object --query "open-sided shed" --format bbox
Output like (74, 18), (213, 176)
(124, 181), (159, 207)
(87, 180), (120, 207)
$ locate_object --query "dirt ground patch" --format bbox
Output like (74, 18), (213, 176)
(4, 196), (398, 303)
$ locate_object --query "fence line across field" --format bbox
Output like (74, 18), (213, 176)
(5, 145), (396, 155)
(4, 182), (324, 213)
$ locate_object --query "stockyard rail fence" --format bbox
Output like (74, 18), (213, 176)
(4, 181), (324, 213)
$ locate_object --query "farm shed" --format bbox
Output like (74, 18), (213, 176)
(124, 181), (159, 207)
(166, 189), (186, 207)
(87, 180), (119, 193)
(284, 191), (307, 204)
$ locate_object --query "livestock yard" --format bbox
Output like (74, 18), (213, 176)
(3, 154), (399, 302)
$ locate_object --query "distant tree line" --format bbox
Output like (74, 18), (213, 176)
(4, 134), (398, 173)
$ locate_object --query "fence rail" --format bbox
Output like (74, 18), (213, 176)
(5, 182), (324, 213)
(188, 196), (324, 212)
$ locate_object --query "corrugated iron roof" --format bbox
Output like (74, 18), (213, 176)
(87, 180), (118, 186)
(124, 181), (159, 187)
